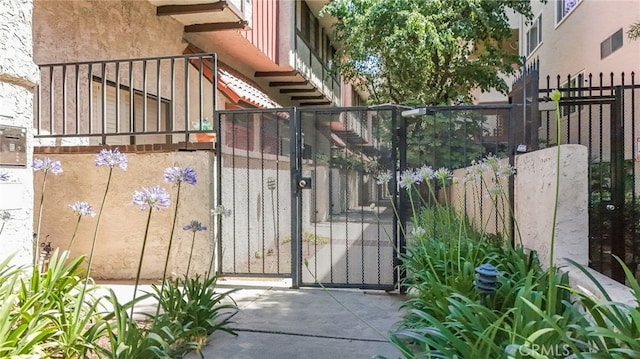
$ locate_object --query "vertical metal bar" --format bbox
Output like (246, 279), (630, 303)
(212, 54), (218, 138)
(245, 113), (251, 273)
(142, 60), (148, 133)
(170, 58), (176, 144)
(261, 113), (266, 273)
(157, 59), (162, 133)
(216, 112), (223, 275)
(508, 107), (516, 244)
(313, 111), (319, 279)
(276, 111), (281, 274)
(632, 72), (638, 278)
(360, 111), (365, 285)
(566, 74), (571, 143)
(232, 113), (237, 273)
(129, 61), (134, 143)
(587, 73), (594, 271)
(49, 66), (55, 135)
(610, 86), (625, 282)
(344, 143), (349, 284)
(115, 62), (121, 134)
(62, 65), (67, 136)
(198, 55), (204, 130)
(75, 65), (80, 134)
(598, 72), (604, 274)
(184, 57), (190, 143)
(290, 107), (301, 288)
(88, 63), (93, 135)
(394, 108), (405, 291)
(101, 63), (107, 144)
(36, 68), (42, 134)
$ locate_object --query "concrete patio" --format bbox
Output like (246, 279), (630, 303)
(187, 279), (405, 359)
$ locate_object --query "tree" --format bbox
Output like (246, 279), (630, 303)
(629, 21), (640, 40)
(321, 0), (534, 106)
(321, 0), (534, 168)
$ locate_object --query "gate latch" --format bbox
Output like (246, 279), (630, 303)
(298, 176), (312, 189)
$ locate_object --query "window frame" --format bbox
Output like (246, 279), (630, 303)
(600, 28), (624, 59)
(556, 0), (580, 24)
(525, 15), (543, 56)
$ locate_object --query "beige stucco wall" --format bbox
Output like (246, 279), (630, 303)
(33, 150), (214, 280)
(33, 0), (216, 144)
(0, 0), (39, 266)
(515, 144), (589, 266)
(524, 0), (640, 77)
(448, 145), (589, 267)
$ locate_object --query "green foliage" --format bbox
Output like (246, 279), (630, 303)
(321, 0), (533, 106)
(154, 275), (239, 340)
(395, 206), (588, 358)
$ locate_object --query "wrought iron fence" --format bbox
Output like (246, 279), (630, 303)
(35, 53), (218, 146)
(537, 71), (640, 283)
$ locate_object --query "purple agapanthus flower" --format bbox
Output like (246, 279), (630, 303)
(33, 157), (63, 175)
(95, 148), (128, 170)
(132, 186), (171, 211)
(0, 171), (9, 182)
(183, 220), (207, 232)
(68, 201), (96, 217)
(164, 166), (197, 185)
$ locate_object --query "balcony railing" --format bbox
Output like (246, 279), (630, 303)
(35, 53), (218, 146)
(294, 33), (341, 106)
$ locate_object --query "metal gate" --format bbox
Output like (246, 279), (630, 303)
(214, 106), (400, 290)
(535, 72), (639, 283)
(213, 102), (521, 290)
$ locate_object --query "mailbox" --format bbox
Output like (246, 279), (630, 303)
(0, 125), (27, 167)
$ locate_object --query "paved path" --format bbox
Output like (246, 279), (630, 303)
(188, 281), (405, 359)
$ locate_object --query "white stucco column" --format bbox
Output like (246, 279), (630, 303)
(0, 0), (39, 265)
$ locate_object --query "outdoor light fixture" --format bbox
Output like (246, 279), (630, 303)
(474, 263), (500, 294)
(401, 107), (428, 117)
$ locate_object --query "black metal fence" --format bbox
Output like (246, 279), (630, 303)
(35, 53), (218, 145)
(536, 71), (640, 283)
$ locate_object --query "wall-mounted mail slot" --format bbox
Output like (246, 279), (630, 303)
(0, 125), (27, 167)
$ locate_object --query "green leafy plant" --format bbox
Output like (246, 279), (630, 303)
(153, 275), (238, 340)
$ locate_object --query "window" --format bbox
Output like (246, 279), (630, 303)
(556, 0), (579, 23)
(91, 78), (170, 145)
(526, 15), (542, 55)
(601, 29), (623, 59)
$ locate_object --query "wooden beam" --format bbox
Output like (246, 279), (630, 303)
(269, 80), (309, 87)
(156, 2), (227, 16)
(291, 95), (326, 101)
(185, 21), (248, 33)
(280, 88), (317, 94)
(300, 101), (332, 106)
(255, 70), (299, 77)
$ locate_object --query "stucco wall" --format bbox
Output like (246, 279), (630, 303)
(449, 145), (589, 266)
(514, 144), (589, 266)
(32, 0), (216, 143)
(0, 0), (38, 266)
(33, 149), (214, 279)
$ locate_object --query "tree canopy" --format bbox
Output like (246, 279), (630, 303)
(321, 0), (534, 106)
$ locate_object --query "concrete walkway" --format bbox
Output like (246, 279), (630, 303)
(188, 281), (405, 359)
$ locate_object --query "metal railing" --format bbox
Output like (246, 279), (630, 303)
(35, 53), (218, 146)
(294, 33), (341, 106)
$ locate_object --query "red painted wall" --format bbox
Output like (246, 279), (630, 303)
(242, 0), (279, 63)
